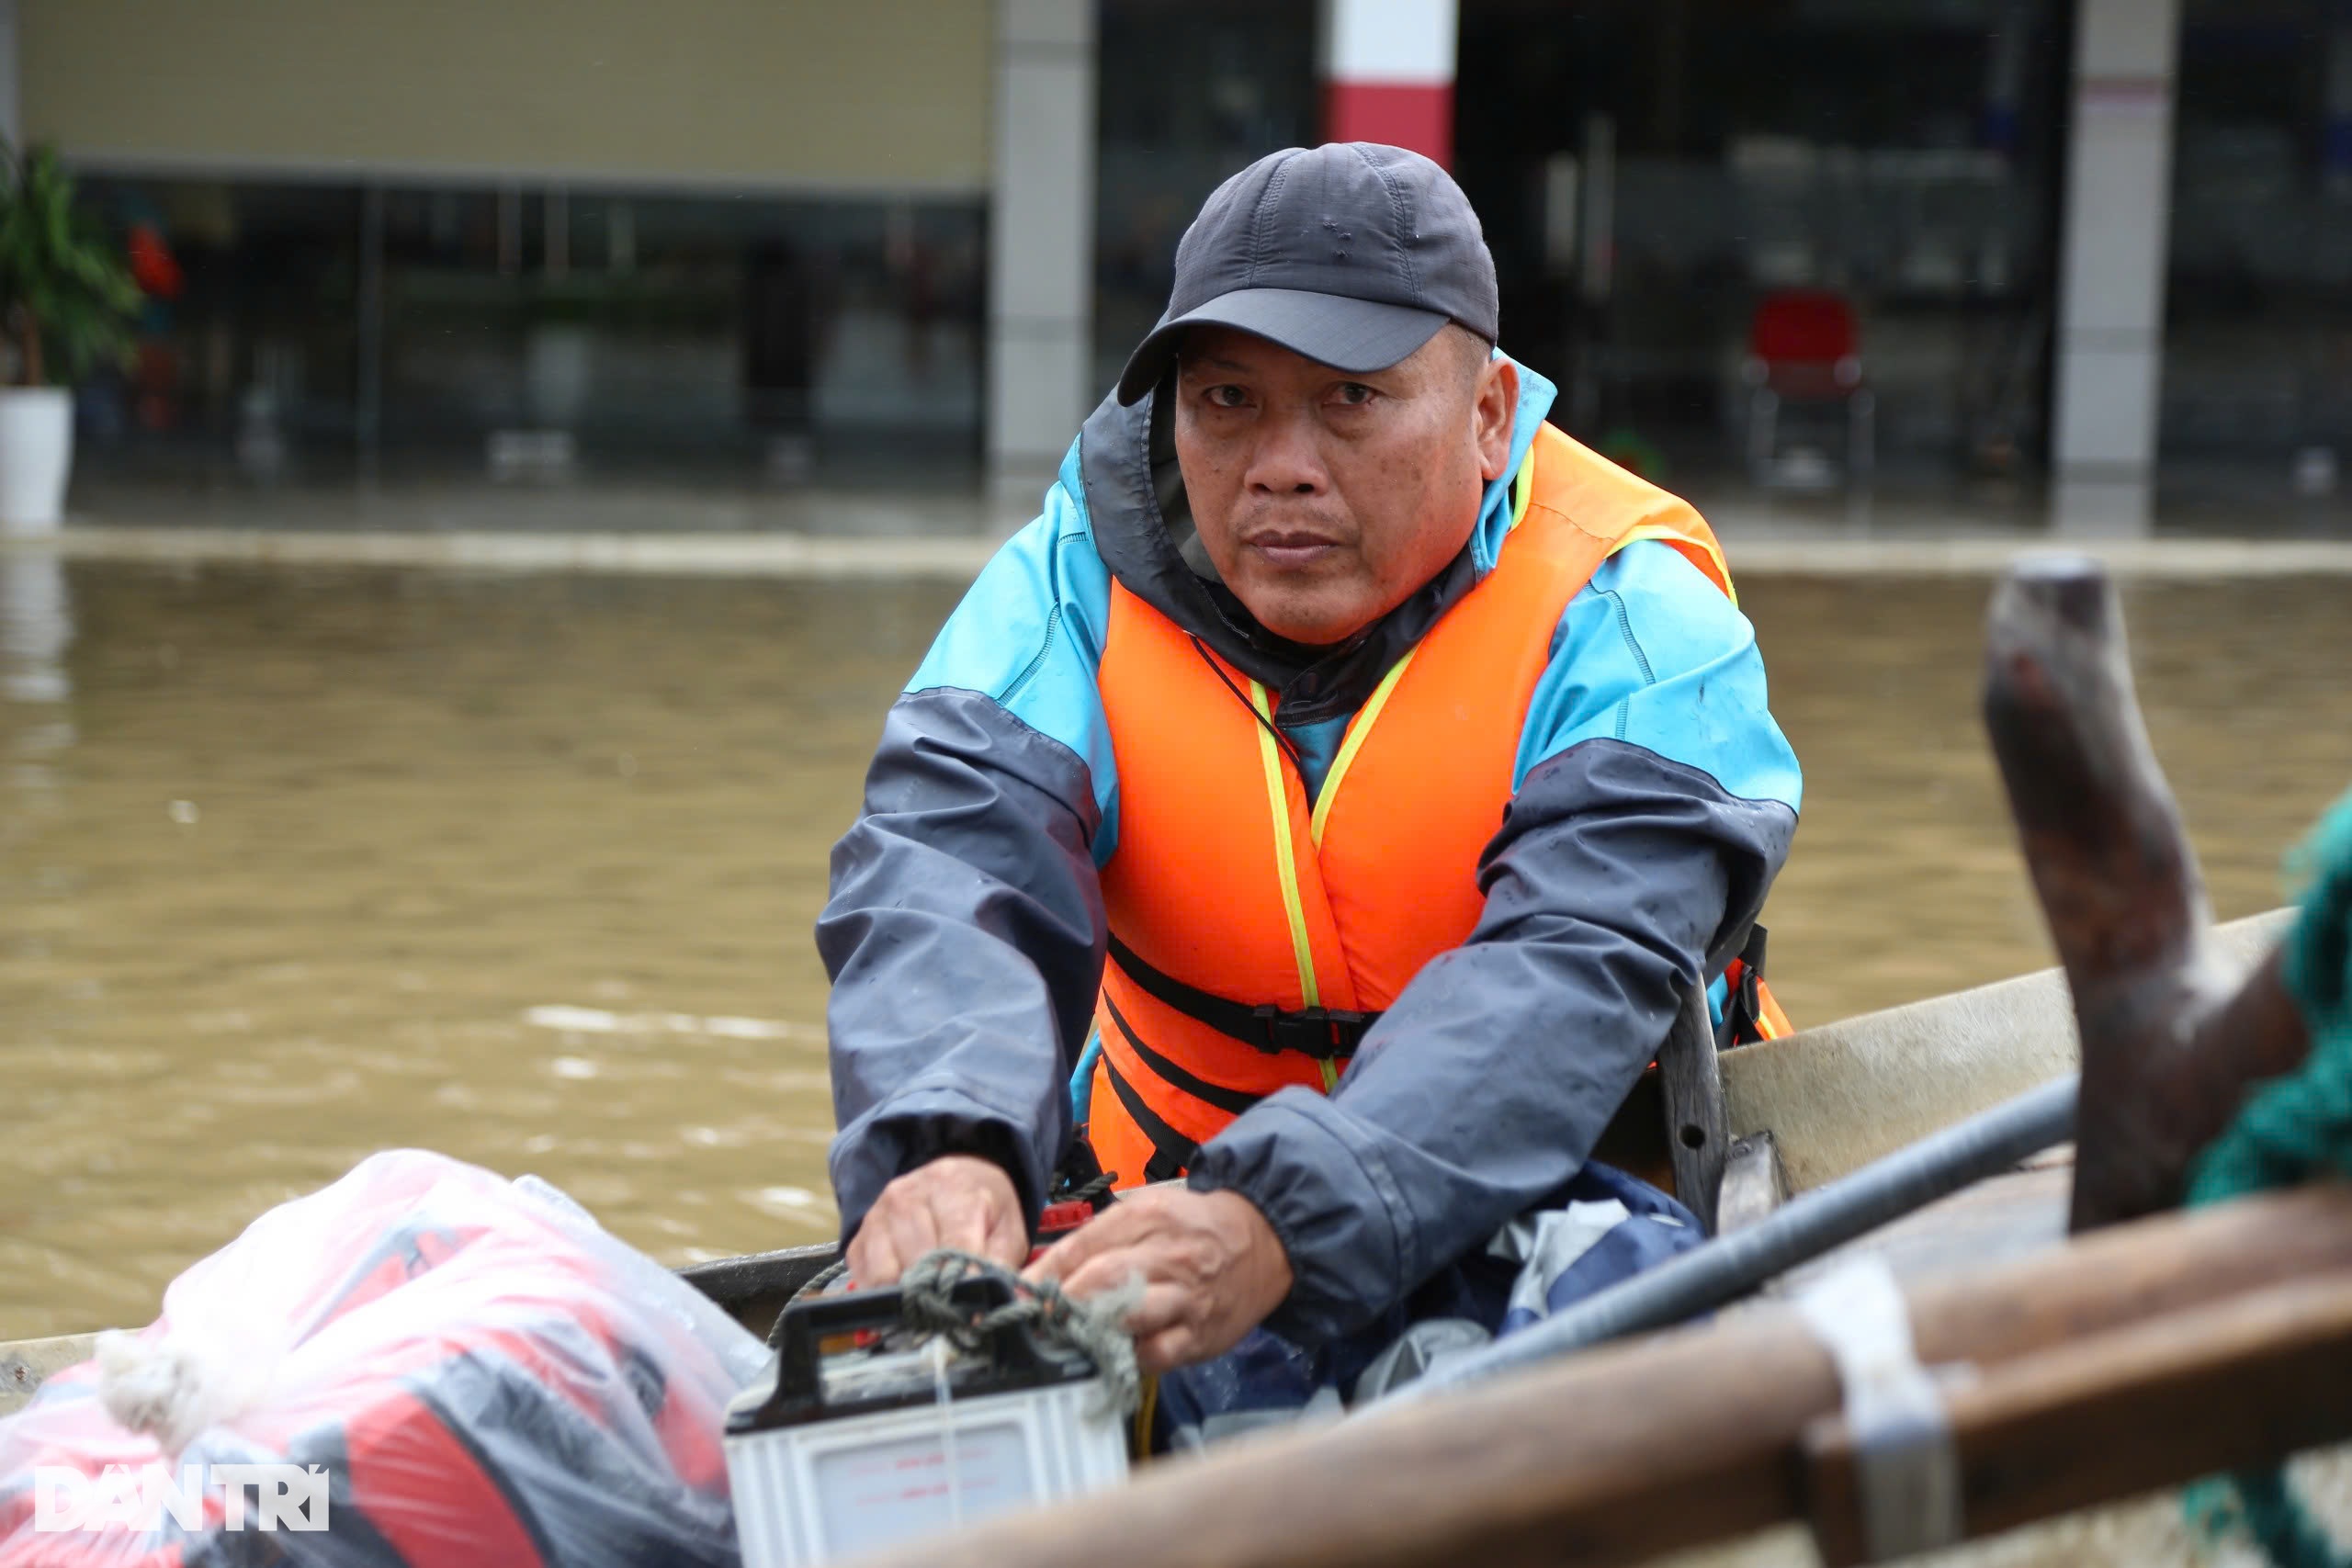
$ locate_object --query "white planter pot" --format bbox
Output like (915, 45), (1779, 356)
(0, 387), (74, 535)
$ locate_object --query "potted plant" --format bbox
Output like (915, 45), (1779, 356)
(0, 141), (141, 533)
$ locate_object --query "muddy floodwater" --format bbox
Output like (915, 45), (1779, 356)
(4, 556), (2348, 1336)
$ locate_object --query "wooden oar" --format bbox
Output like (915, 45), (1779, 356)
(1983, 554), (2312, 1227)
(834, 1185), (2352, 1568)
(1804, 1260), (2352, 1567)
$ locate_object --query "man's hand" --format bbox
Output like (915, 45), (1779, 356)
(1025, 1185), (1293, 1374)
(846, 1155), (1026, 1286)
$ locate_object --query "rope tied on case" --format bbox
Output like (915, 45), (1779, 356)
(899, 1248), (1142, 1417)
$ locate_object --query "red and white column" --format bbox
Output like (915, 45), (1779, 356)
(1318, 0), (1459, 168)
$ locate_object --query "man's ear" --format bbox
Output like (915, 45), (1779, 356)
(1475, 355), (1520, 482)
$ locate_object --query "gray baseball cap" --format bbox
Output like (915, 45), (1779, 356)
(1114, 141), (1500, 406)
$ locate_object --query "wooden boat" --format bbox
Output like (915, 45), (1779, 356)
(6, 558), (2346, 1568)
(1, 904), (2285, 1421)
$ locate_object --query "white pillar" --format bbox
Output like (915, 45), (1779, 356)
(2050, 0), (2181, 536)
(986, 0), (1096, 485)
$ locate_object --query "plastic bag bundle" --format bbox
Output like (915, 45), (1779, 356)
(0, 1149), (767, 1566)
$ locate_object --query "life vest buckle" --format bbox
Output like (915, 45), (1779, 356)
(1717, 923), (1787, 1048)
(1246, 1004), (1371, 1060)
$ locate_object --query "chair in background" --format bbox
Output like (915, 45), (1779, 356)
(1743, 288), (1875, 488)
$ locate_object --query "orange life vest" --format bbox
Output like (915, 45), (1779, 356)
(1086, 422), (1780, 1190)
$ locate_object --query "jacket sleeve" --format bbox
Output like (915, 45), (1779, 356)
(818, 463), (1119, 1240)
(1186, 541), (1803, 1345)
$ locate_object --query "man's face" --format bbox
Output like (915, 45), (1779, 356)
(1172, 326), (1519, 647)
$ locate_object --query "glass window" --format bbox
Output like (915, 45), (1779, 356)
(1457, 0), (2073, 495)
(2163, 0), (2352, 491)
(77, 177), (362, 469)
(1093, 0), (1319, 397)
(70, 175), (984, 488)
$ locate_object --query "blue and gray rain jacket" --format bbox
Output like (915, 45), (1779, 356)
(818, 360), (1802, 1347)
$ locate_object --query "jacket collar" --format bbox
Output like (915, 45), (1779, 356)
(1079, 355), (1557, 726)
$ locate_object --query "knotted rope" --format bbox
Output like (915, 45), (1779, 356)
(898, 1248), (1142, 1417)
(769, 1258), (852, 1345)
(2183, 787), (2352, 1566)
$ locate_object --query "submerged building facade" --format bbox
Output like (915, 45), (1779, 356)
(3, 0), (2339, 525)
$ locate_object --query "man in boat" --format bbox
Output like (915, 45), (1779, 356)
(818, 143), (1802, 1413)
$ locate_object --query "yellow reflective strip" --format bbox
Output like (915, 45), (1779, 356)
(1249, 679), (1322, 1010)
(1132, 1373), (1159, 1454)
(1309, 649), (1417, 847)
(1611, 523), (1738, 612)
(1507, 439), (1537, 535)
(1318, 1059), (1340, 1092)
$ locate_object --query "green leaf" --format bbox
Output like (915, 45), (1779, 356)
(0, 136), (143, 386)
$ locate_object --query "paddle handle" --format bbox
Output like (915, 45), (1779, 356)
(1982, 555), (2308, 1230)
